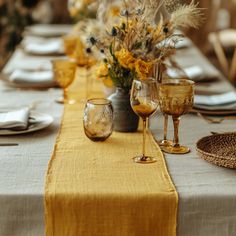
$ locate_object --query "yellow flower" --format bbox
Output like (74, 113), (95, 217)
(83, 0), (95, 4)
(68, 7), (79, 17)
(115, 49), (135, 70)
(110, 6), (120, 16)
(135, 59), (153, 80)
(97, 63), (108, 77)
(97, 63), (113, 88)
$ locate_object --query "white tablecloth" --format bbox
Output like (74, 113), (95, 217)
(0, 29), (236, 236)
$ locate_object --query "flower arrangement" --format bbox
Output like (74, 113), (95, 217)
(87, 0), (203, 90)
(67, 0), (98, 21)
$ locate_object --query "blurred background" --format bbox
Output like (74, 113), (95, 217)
(1, 0), (236, 83)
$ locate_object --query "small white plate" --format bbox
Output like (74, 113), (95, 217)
(0, 112), (53, 135)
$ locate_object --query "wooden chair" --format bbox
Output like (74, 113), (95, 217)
(208, 29), (236, 82)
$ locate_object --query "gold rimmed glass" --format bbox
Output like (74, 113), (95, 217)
(130, 78), (159, 164)
(52, 59), (77, 104)
(158, 79), (194, 154)
(83, 98), (113, 142)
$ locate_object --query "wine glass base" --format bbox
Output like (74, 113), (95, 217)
(55, 97), (77, 105)
(158, 139), (173, 147)
(133, 156), (157, 164)
(161, 145), (190, 154)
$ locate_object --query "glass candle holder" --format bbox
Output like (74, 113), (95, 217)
(83, 98), (113, 142)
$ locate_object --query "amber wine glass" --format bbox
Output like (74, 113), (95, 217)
(52, 59), (77, 104)
(63, 34), (79, 59)
(158, 79), (194, 154)
(72, 39), (97, 100)
(130, 78), (159, 164)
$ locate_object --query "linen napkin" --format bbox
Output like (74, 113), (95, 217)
(195, 91), (236, 106)
(9, 69), (54, 85)
(23, 39), (64, 55)
(0, 107), (29, 130)
(194, 91), (236, 113)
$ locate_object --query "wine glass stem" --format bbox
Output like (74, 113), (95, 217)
(142, 118), (147, 159)
(64, 88), (68, 103)
(172, 116), (180, 148)
(163, 114), (168, 141)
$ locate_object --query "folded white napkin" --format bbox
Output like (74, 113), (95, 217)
(9, 69), (54, 85)
(24, 40), (64, 55)
(0, 108), (29, 130)
(194, 91), (236, 106)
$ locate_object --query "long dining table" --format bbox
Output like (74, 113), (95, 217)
(0, 25), (236, 236)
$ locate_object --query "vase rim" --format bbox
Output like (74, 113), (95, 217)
(115, 87), (130, 92)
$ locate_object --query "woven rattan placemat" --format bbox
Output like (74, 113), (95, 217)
(196, 132), (236, 169)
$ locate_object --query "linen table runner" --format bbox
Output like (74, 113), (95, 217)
(45, 68), (178, 236)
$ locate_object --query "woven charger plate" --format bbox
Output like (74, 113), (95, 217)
(196, 132), (236, 169)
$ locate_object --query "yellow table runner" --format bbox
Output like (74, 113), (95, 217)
(45, 68), (178, 236)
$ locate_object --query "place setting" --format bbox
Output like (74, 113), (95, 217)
(0, 68), (58, 90)
(0, 106), (53, 136)
(21, 36), (65, 56)
(24, 24), (72, 38)
(193, 90), (236, 115)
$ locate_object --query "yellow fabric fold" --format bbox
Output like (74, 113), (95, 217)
(45, 68), (178, 236)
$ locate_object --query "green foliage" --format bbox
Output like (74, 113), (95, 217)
(108, 60), (136, 92)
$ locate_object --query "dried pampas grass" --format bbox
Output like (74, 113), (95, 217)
(170, 0), (204, 29)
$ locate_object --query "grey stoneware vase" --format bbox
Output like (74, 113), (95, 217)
(108, 87), (139, 132)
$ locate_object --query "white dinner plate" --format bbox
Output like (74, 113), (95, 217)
(25, 24), (72, 37)
(0, 72), (57, 89)
(0, 112), (53, 135)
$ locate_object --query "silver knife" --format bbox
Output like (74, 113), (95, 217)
(0, 143), (19, 146)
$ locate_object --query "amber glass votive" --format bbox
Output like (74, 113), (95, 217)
(83, 98), (113, 142)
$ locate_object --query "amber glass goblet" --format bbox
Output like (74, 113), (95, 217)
(71, 39), (97, 100)
(83, 98), (113, 141)
(158, 66), (188, 147)
(158, 79), (194, 154)
(130, 78), (159, 164)
(63, 34), (79, 58)
(52, 59), (77, 104)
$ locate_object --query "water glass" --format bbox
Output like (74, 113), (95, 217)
(83, 98), (113, 141)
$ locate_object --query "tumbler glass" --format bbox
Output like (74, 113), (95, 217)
(83, 98), (113, 141)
